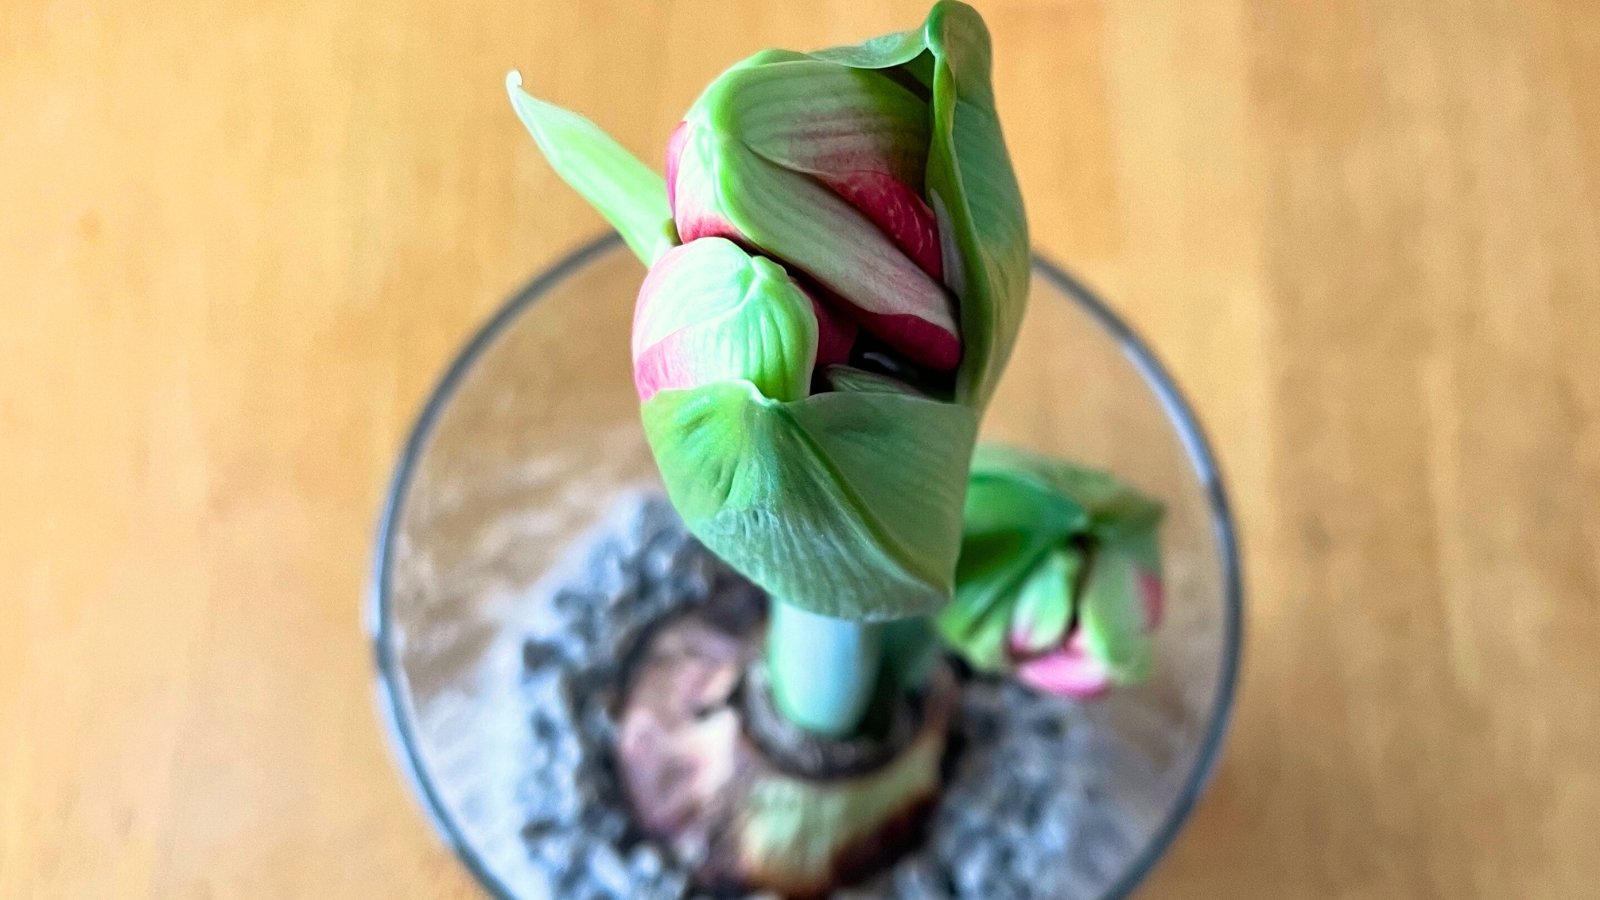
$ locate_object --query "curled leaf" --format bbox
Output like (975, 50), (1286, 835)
(643, 383), (977, 620)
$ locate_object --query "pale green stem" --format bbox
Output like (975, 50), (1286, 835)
(767, 599), (883, 738)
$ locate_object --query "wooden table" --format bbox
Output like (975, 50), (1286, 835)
(4, 1), (1597, 896)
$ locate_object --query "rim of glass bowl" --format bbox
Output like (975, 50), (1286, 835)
(368, 232), (1244, 900)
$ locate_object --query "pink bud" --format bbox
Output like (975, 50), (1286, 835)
(1013, 632), (1112, 699)
(1139, 569), (1164, 631)
(631, 240), (820, 403)
(667, 59), (960, 372)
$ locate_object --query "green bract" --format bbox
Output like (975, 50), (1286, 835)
(643, 382), (979, 619)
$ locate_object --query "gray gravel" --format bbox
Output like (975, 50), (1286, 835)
(516, 495), (1185, 900)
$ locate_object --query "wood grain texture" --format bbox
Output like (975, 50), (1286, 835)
(3, 0), (1597, 896)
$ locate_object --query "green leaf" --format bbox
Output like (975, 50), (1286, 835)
(937, 477), (1087, 669)
(880, 617), (940, 691)
(506, 72), (676, 265)
(971, 445), (1165, 538)
(641, 381), (977, 620)
(700, 59), (930, 188)
(935, 472), (1083, 653)
(944, 575), (1017, 671)
(940, 535), (1030, 641)
(823, 365), (927, 396)
(962, 468), (1089, 539)
(1078, 544), (1154, 684)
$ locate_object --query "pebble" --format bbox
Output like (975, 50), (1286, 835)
(510, 495), (1187, 900)
(586, 844), (633, 897)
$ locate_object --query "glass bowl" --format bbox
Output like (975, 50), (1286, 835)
(369, 235), (1242, 899)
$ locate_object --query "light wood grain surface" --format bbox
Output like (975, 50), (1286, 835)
(4, 1), (1598, 896)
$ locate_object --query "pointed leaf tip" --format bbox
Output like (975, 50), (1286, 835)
(506, 77), (677, 265)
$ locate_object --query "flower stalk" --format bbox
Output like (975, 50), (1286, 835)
(766, 600), (883, 738)
(508, 2), (1034, 891)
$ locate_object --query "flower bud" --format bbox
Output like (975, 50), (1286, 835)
(508, 1), (1029, 621)
(668, 57), (959, 370)
(632, 239), (819, 403)
(938, 447), (1165, 698)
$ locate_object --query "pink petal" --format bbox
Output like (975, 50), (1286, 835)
(665, 121), (689, 212)
(1138, 569), (1164, 631)
(826, 171), (942, 280)
(634, 330), (722, 402)
(633, 332), (689, 401)
(809, 291), (858, 369)
(802, 276), (960, 372)
(632, 243), (695, 359)
(1014, 639), (1112, 700)
(848, 308), (962, 371)
(1008, 629), (1047, 659)
(668, 125), (743, 245)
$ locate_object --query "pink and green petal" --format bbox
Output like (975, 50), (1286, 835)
(1006, 547), (1079, 656)
(782, 0), (1032, 410)
(831, 172), (943, 280)
(1076, 548), (1154, 685)
(1139, 568), (1164, 630)
(1014, 633), (1112, 699)
(664, 121), (689, 211)
(632, 239), (818, 403)
(697, 59), (943, 278)
(700, 60), (928, 186)
(672, 126), (960, 370)
(667, 125), (743, 246)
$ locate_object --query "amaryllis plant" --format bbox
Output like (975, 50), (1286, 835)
(509, 0), (1028, 738)
(503, 4), (1176, 892)
(938, 446), (1164, 697)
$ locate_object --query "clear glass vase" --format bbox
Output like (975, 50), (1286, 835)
(369, 235), (1242, 899)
